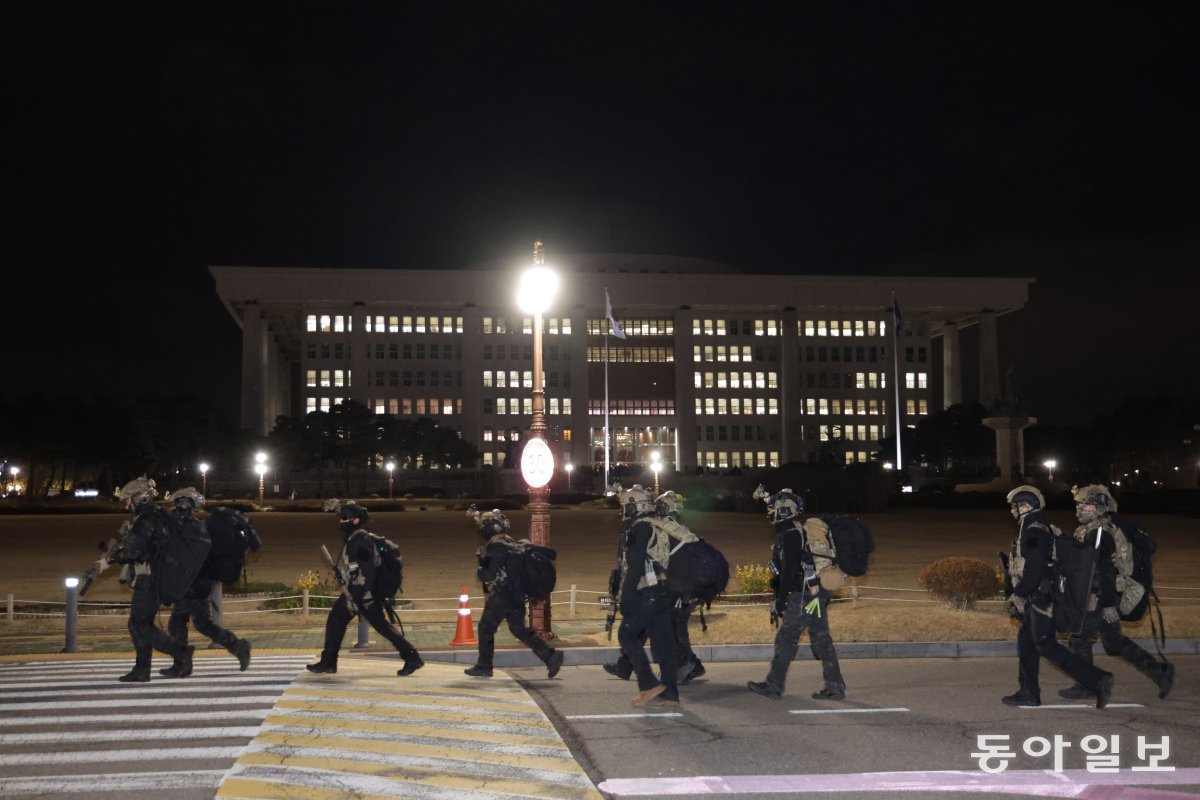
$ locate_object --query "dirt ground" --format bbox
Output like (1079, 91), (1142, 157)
(3, 507), (1198, 642)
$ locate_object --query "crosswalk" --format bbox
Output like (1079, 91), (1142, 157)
(0, 654), (312, 798)
(1, 655), (604, 799)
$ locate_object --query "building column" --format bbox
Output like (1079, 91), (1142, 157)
(349, 302), (368, 407)
(240, 302), (269, 434)
(780, 307), (801, 464)
(568, 307), (591, 473)
(979, 310), (1000, 410)
(672, 307), (697, 471)
(942, 321), (962, 408)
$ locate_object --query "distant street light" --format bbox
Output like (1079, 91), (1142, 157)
(1044, 459), (1057, 485)
(254, 452), (268, 505)
(565, 463), (574, 491)
(517, 242), (559, 637)
(9, 466), (19, 496)
(199, 462), (209, 497)
(386, 461), (396, 499)
(650, 450), (663, 494)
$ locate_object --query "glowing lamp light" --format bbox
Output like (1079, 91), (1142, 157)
(199, 463), (209, 475)
(386, 462), (395, 474)
(516, 267), (559, 315)
(254, 464), (267, 477)
(255, 452), (268, 465)
(65, 577), (79, 589)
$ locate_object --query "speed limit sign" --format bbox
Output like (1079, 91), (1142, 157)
(520, 437), (555, 489)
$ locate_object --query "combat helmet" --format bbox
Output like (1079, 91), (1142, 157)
(166, 487), (205, 511)
(618, 484), (657, 521)
(1005, 485), (1045, 513)
(117, 477), (158, 508)
(1072, 484), (1117, 524)
(338, 501), (370, 525)
(655, 490), (685, 518)
(766, 488), (804, 524)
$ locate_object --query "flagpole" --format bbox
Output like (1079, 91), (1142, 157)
(891, 291), (903, 472)
(604, 328), (611, 492)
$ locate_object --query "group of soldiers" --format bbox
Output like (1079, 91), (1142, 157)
(89, 476), (1174, 712)
(1001, 482), (1174, 707)
(90, 478), (258, 682)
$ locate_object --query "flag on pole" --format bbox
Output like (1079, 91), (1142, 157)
(893, 297), (904, 338)
(605, 288), (626, 339)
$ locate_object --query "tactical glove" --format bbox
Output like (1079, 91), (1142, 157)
(773, 595), (787, 616)
(1008, 594), (1026, 615)
(92, 558), (110, 574)
(1102, 606), (1120, 624)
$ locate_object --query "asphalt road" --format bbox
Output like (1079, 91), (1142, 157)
(514, 656), (1200, 800)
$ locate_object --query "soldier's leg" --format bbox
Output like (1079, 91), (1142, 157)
(166, 600), (191, 650)
(807, 593), (845, 697)
(643, 600), (679, 701)
(311, 595), (354, 669)
(618, 596), (662, 694)
(505, 603), (555, 662)
(189, 582), (239, 650)
(472, 594), (505, 671)
(1060, 609), (1102, 698)
(755, 590), (808, 696)
(360, 598), (422, 666)
(126, 581), (159, 671)
(1099, 618), (1172, 695)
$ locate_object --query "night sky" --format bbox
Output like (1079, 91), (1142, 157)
(7, 4), (1199, 428)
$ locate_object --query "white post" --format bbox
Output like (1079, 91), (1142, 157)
(302, 588), (310, 617)
(891, 292), (903, 472)
(569, 584), (577, 617)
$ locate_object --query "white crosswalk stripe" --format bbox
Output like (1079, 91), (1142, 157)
(0, 655), (311, 798)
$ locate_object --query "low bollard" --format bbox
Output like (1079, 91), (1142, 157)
(211, 581), (224, 629)
(569, 584), (577, 616)
(351, 614), (372, 649)
(302, 588), (310, 616)
(63, 577), (79, 653)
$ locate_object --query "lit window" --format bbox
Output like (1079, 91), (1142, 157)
(918, 372), (928, 389)
(306, 315), (317, 332)
(306, 397), (317, 413)
(483, 371), (493, 387)
(306, 370), (317, 388)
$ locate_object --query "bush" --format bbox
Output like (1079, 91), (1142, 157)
(735, 563), (774, 596)
(918, 557), (1002, 610)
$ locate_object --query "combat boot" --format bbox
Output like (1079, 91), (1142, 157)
(1057, 683), (1093, 700)
(159, 662), (185, 678)
(397, 657), (424, 676)
(603, 661), (633, 680)
(812, 686), (846, 701)
(1001, 688), (1041, 706)
(177, 645), (195, 678)
(1157, 662), (1175, 699)
(1095, 673), (1115, 709)
(546, 650), (565, 679)
(747, 681), (782, 700)
(232, 639), (252, 672)
(464, 664), (493, 677)
(680, 659), (706, 685)
(119, 667), (151, 683)
(306, 661), (337, 674)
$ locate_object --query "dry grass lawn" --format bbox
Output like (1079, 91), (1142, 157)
(2, 506), (1198, 642)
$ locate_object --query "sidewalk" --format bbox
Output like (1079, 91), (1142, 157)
(3, 619), (1196, 665)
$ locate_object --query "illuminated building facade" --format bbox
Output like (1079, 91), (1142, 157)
(211, 255), (1031, 471)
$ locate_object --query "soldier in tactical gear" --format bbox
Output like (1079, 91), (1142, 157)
(1058, 484), (1175, 701)
(603, 490), (704, 685)
(104, 477), (194, 683)
(1000, 485), (1114, 708)
(464, 509), (565, 679)
(307, 502), (423, 676)
(748, 488), (845, 701)
(158, 489), (253, 677)
(613, 485), (680, 706)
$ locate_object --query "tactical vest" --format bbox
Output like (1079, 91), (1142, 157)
(1072, 519), (1145, 617)
(799, 518), (844, 590)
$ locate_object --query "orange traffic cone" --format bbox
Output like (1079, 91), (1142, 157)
(449, 586), (478, 645)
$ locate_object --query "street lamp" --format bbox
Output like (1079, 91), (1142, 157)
(1044, 459), (1057, 485)
(517, 242), (559, 637)
(650, 450), (662, 494)
(8, 466), (18, 496)
(254, 452), (268, 505)
(199, 462), (209, 497)
(565, 463), (573, 491)
(385, 461), (396, 499)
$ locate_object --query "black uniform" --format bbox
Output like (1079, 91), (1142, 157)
(1004, 511), (1112, 706)
(111, 503), (192, 681)
(1061, 518), (1173, 699)
(469, 534), (562, 675)
(616, 517), (679, 703)
(607, 600), (701, 684)
(751, 518), (844, 699)
(161, 509), (258, 675)
(310, 528), (421, 673)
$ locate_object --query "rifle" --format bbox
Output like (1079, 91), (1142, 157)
(79, 520), (132, 597)
(605, 567), (621, 639)
(768, 557), (782, 627)
(998, 551), (1020, 619)
(322, 544), (366, 617)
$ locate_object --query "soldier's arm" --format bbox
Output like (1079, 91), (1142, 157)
(620, 523), (651, 608)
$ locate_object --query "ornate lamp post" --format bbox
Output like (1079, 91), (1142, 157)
(199, 462), (209, 498)
(517, 242), (559, 637)
(254, 452), (268, 505)
(386, 461), (396, 499)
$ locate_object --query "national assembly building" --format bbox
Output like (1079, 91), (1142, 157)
(210, 254), (1031, 474)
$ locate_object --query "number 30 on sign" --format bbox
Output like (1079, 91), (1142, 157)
(520, 438), (555, 489)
